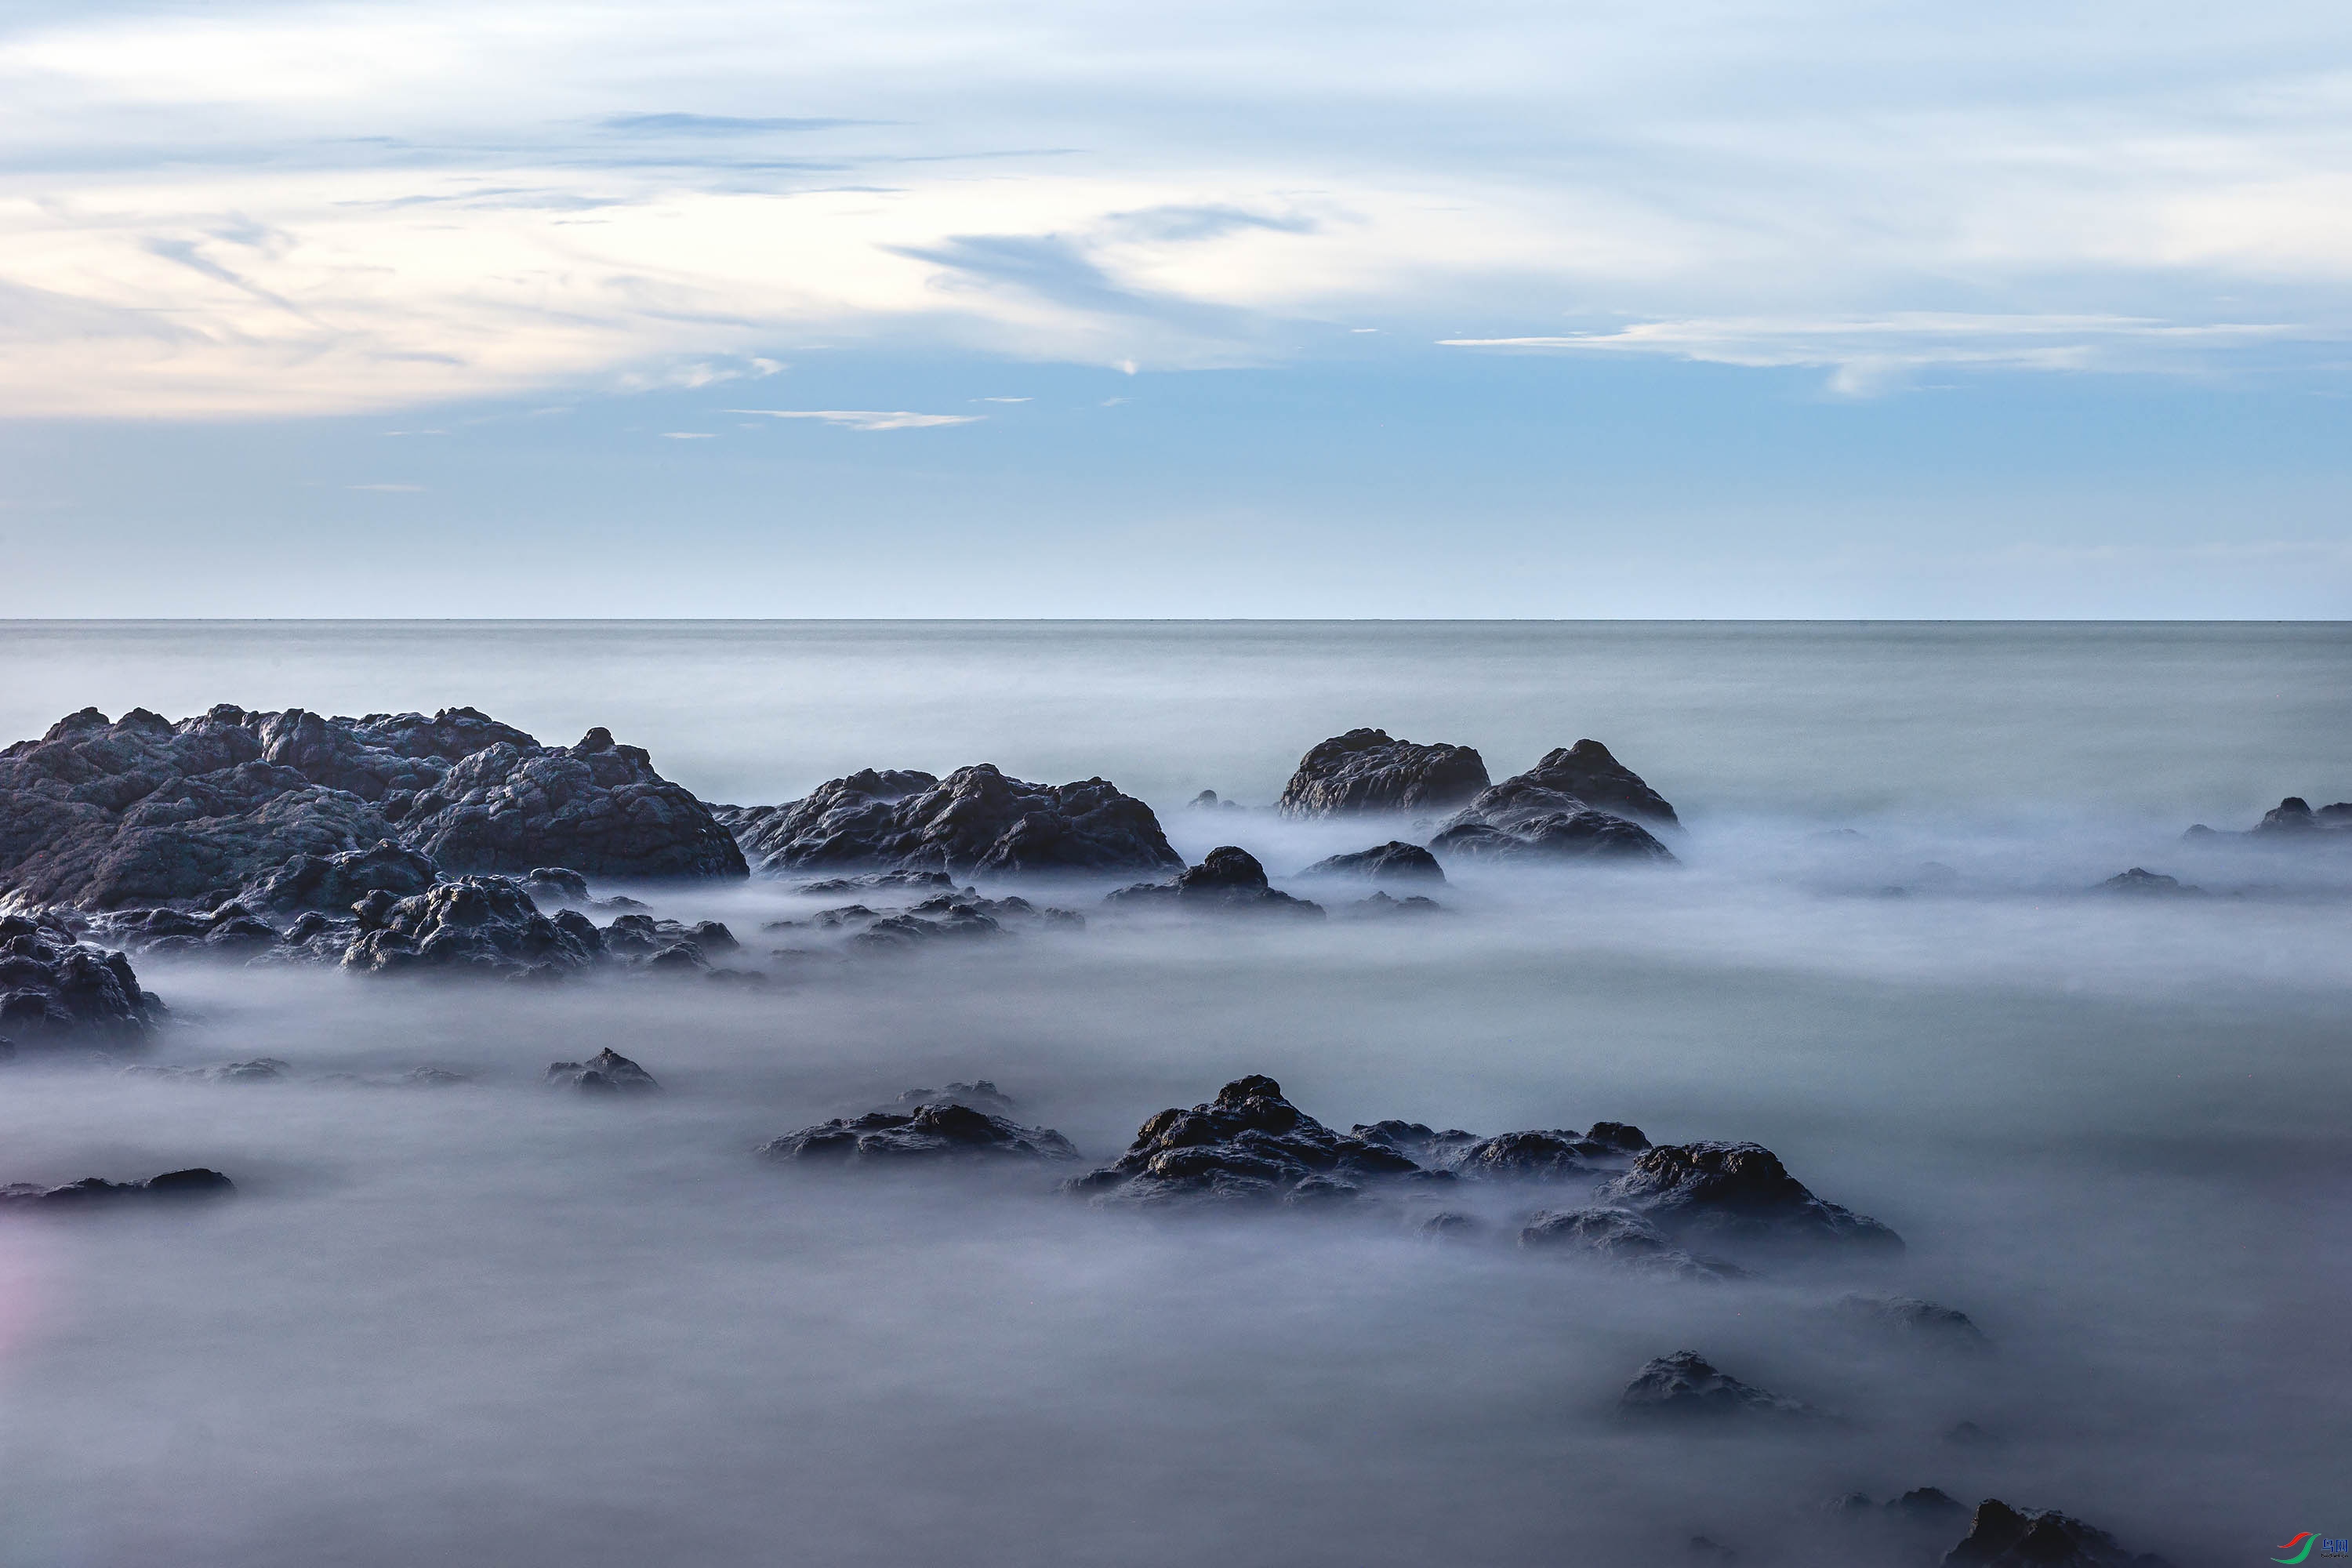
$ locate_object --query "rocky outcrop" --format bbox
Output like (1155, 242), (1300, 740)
(1429, 739), (1678, 864)
(761, 1102), (1078, 1163)
(0, 705), (743, 911)
(545, 1047), (660, 1093)
(1483, 740), (1678, 829)
(1276, 729), (1490, 817)
(1616, 1351), (1822, 1421)
(122, 1057), (289, 1084)
(1943, 1500), (2172, 1567)
(237, 840), (439, 914)
(2097, 867), (2201, 895)
(731, 765), (1180, 878)
(342, 876), (603, 977)
(884, 1080), (1021, 1116)
(1448, 1122), (1651, 1181)
(1104, 847), (1323, 916)
(1518, 1207), (1740, 1279)
(0, 913), (158, 1042)
(0, 1168), (234, 1209)
(1065, 1074), (1428, 1207)
(2185, 796), (2352, 841)
(1429, 813), (1673, 865)
(1595, 1142), (1902, 1253)
(1299, 841), (1446, 884)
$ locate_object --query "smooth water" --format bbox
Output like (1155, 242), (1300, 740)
(0, 621), (2344, 1566)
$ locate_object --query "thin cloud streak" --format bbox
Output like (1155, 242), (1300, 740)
(728, 408), (984, 430)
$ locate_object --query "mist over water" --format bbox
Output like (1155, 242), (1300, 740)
(0, 621), (2345, 1566)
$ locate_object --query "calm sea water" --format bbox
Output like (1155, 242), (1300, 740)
(0, 621), (2343, 1566)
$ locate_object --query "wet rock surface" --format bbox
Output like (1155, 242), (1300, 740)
(0, 913), (158, 1042)
(1942, 1499), (2173, 1567)
(1300, 840), (1446, 884)
(761, 1102), (1078, 1164)
(1067, 1075), (1428, 1208)
(1595, 1141), (1903, 1253)
(343, 876), (604, 978)
(1429, 739), (1679, 863)
(1105, 847), (1323, 916)
(1483, 739), (1679, 829)
(730, 764), (1180, 878)
(0, 1167), (234, 1209)
(1276, 728), (1490, 817)
(545, 1047), (661, 1093)
(1431, 809), (1675, 866)
(1616, 1350), (1822, 1421)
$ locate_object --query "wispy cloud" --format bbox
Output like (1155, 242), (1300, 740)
(728, 408), (982, 430)
(598, 114), (867, 136)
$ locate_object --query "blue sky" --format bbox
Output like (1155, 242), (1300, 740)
(1, 0), (2347, 615)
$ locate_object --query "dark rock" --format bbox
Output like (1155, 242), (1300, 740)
(0, 913), (158, 1040)
(521, 866), (590, 903)
(1352, 1120), (1481, 1163)
(1887, 1489), (1968, 1527)
(644, 942), (709, 972)
(1300, 840), (1446, 884)
(0, 1167), (234, 1209)
(2098, 867), (2202, 895)
(684, 920), (740, 953)
(1487, 739), (1678, 828)
(731, 764), (1180, 877)
(760, 1102), (1077, 1163)
(1617, 1351), (1821, 1420)
(1065, 1074), (1428, 1208)
(123, 1057), (289, 1084)
(1519, 1207), (1740, 1279)
(848, 909), (1007, 950)
(239, 840), (438, 915)
(1450, 1127), (1628, 1181)
(1104, 847), (1324, 917)
(1187, 789), (1244, 812)
(1415, 1210), (1483, 1239)
(1835, 1294), (1989, 1348)
(887, 1080), (1020, 1116)
(544, 1047), (660, 1093)
(1345, 891), (1444, 917)
(1276, 729), (1490, 817)
(790, 869), (960, 895)
(1430, 811), (1675, 866)
(1942, 1499), (2172, 1567)
(1596, 1142), (1903, 1252)
(343, 876), (603, 977)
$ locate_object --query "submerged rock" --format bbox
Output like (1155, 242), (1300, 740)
(1942, 1499), (2172, 1567)
(761, 1102), (1077, 1163)
(544, 1047), (660, 1093)
(1617, 1350), (1822, 1421)
(731, 764), (1180, 878)
(0, 1167), (234, 1209)
(1105, 847), (1323, 916)
(2097, 867), (2202, 895)
(1430, 811), (1673, 866)
(1277, 729), (1490, 818)
(1519, 1207), (1739, 1279)
(1345, 891), (1444, 917)
(1186, 789), (1246, 813)
(1299, 840), (1447, 884)
(886, 1080), (1021, 1116)
(1595, 1142), (1903, 1253)
(1484, 739), (1679, 829)
(2186, 796), (2352, 842)
(0, 913), (158, 1041)
(1065, 1074), (1427, 1208)
(122, 1057), (289, 1084)
(1834, 1293), (1988, 1348)
(342, 876), (603, 977)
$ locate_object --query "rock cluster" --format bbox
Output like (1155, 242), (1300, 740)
(1276, 729), (1490, 817)
(1065, 1075), (1432, 1207)
(544, 1047), (661, 1093)
(2185, 795), (2352, 841)
(728, 764), (1180, 878)
(1942, 1499), (2173, 1567)
(343, 877), (605, 976)
(0, 1167), (234, 1209)
(1105, 847), (1323, 917)
(0, 913), (159, 1043)
(761, 1102), (1078, 1164)
(1595, 1141), (1904, 1253)
(1616, 1351), (1822, 1420)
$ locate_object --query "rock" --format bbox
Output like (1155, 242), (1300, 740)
(0, 705), (743, 910)
(2187, 797), (2352, 842)
(790, 869), (960, 896)
(521, 866), (591, 904)
(1430, 811), (1675, 866)
(122, 1057), (289, 1084)
(1187, 789), (1245, 812)
(1489, 739), (1679, 828)
(1834, 1293), (1989, 1348)
(1345, 891), (1444, 917)
(848, 909), (1007, 951)
(1429, 740), (1679, 862)
(887, 1080), (1020, 1116)
(1104, 847), (1324, 916)
(0, 1167), (234, 1209)
(1415, 1210), (1483, 1239)
(2098, 867), (2202, 895)
(1276, 729), (1490, 817)
(238, 840), (439, 915)
(1518, 1207), (1740, 1279)
(1942, 1499), (2172, 1567)
(0, 913), (158, 1040)
(1449, 1126), (1646, 1181)
(1616, 1350), (1822, 1421)
(597, 912), (741, 964)
(1595, 1142), (1903, 1253)
(760, 1102), (1078, 1163)
(1299, 840), (1447, 884)
(1352, 1120), (1482, 1163)
(342, 876), (604, 977)
(1887, 1489), (1969, 1528)
(544, 1047), (660, 1093)
(1065, 1074), (1428, 1208)
(731, 764), (1180, 878)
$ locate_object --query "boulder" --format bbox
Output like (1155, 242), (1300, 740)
(1942, 1500), (2172, 1567)
(0, 1168), (234, 1209)
(1276, 729), (1490, 817)
(238, 840), (439, 914)
(1518, 1207), (1739, 1279)
(1299, 840), (1446, 884)
(1430, 811), (1674, 866)
(1595, 1142), (1903, 1252)
(1483, 740), (1678, 829)
(760, 1102), (1077, 1163)
(2097, 867), (2201, 895)
(1429, 740), (1678, 863)
(1616, 1350), (1822, 1421)
(731, 765), (1180, 878)
(342, 876), (604, 977)
(545, 1047), (660, 1093)
(0, 913), (158, 1041)
(1186, 789), (1245, 812)
(1345, 891), (1443, 917)
(1065, 1074), (1428, 1208)
(1104, 847), (1324, 916)
(1448, 1124), (1650, 1181)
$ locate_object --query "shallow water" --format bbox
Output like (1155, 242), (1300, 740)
(0, 621), (2345, 1566)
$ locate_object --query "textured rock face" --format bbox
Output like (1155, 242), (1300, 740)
(343, 877), (604, 976)
(1616, 1351), (1819, 1420)
(760, 1102), (1078, 1163)
(1429, 812), (1675, 865)
(1276, 730), (1490, 818)
(1447, 1124), (1651, 1181)
(545, 1047), (660, 1093)
(0, 706), (743, 910)
(1299, 841), (1446, 884)
(1492, 740), (1679, 828)
(0, 1168), (234, 1209)
(0, 913), (158, 1041)
(1518, 1207), (1738, 1279)
(1065, 1074), (1427, 1207)
(1596, 1141), (1903, 1251)
(1942, 1499), (2172, 1568)
(1105, 847), (1323, 916)
(732, 764), (1180, 878)
(238, 840), (440, 914)
(1431, 739), (1679, 864)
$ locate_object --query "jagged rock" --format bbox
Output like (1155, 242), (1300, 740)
(1484, 740), (1678, 829)
(1887, 1489), (1969, 1527)
(597, 913), (737, 964)
(731, 764), (1180, 878)
(0, 705), (743, 910)
(343, 876), (602, 977)
(1352, 1120), (1481, 1163)
(1276, 729), (1490, 818)
(1415, 1210), (1484, 1239)
(238, 840), (438, 915)
(1519, 1207), (1739, 1279)
(544, 1047), (659, 1093)
(1595, 1142), (1902, 1252)
(122, 1057), (289, 1084)
(0, 1168), (234, 1209)
(1835, 1294), (1988, 1348)
(1617, 1351), (1821, 1421)
(1428, 740), (1678, 863)
(760, 1102), (1077, 1163)
(1300, 841), (1446, 884)
(1449, 1125), (1650, 1181)
(521, 866), (590, 904)
(1104, 847), (1323, 916)
(791, 869), (961, 896)
(848, 908), (1007, 950)
(0, 913), (158, 1040)
(1065, 1074), (1428, 1207)
(1345, 891), (1444, 917)
(1430, 811), (1674, 866)
(887, 1080), (1020, 1116)
(2098, 867), (2201, 895)
(1943, 1500), (2172, 1567)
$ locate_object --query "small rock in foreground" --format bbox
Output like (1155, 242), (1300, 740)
(545, 1048), (660, 1094)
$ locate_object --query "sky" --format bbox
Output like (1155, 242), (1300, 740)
(1, 0), (2348, 617)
